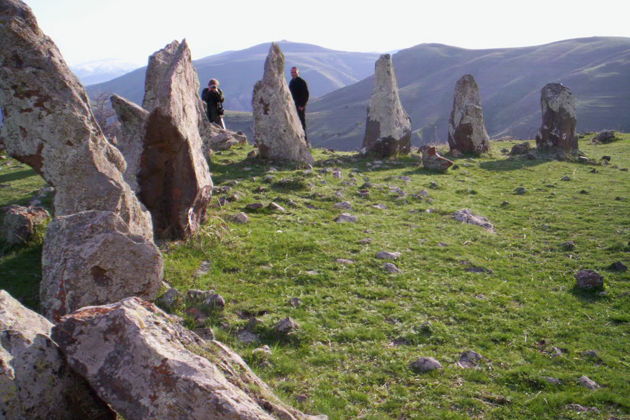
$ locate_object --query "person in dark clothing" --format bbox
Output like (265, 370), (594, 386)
(201, 78), (225, 128)
(288, 66), (309, 141)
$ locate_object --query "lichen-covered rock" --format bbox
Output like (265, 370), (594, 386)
(452, 209), (495, 232)
(252, 43), (313, 165)
(0, 0), (153, 239)
(139, 40), (213, 239)
(535, 83), (577, 155)
(110, 94), (149, 193)
(448, 75), (490, 155)
(0, 289), (114, 420)
(52, 297), (322, 420)
(361, 54), (411, 157)
(421, 146), (453, 172)
(41, 211), (163, 321)
(0, 205), (49, 245)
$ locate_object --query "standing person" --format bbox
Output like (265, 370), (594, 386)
(289, 66), (309, 142)
(201, 78), (225, 128)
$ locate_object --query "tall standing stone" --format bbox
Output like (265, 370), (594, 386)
(139, 40), (213, 239)
(448, 74), (490, 155)
(0, 0), (163, 320)
(535, 83), (578, 155)
(0, 290), (115, 419)
(362, 54), (412, 157)
(252, 43), (313, 165)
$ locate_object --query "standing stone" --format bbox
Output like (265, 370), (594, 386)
(0, 290), (115, 419)
(535, 83), (578, 155)
(41, 211), (163, 320)
(448, 74), (490, 155)
(0, 0), (164, 319)
(52, 297), (322, 420)
(252, 43), (313, 164)
(110, 94), (149, 193)
(0, 0), (153, 238)
(139, 40), (213, 239)
(362, 54), (411, 157)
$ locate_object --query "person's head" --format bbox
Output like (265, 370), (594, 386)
(290, 67), (299, 79)
(208, 78), (219, 88)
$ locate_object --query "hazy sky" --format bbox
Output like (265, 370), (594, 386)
(24, 0), (630, 66)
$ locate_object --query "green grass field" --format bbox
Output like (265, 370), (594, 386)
(1, 135), (629, 419)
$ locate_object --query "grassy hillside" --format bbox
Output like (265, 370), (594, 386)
(309, 37), (630, 150)
(86, 41), (379, 111)
(1, 136), (629, 419)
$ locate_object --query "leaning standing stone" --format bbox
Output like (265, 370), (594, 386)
(0, 290), (114, 419)
(252, 43), (313, 165)
(362, 54), (411, 157)
(447, 74), (490, 155)
(535, 83), (578, 155)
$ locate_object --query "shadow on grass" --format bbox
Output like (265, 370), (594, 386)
(0, 243), (42, 312)
(569, 286), (607, 303)
(0, 169), (37, 184)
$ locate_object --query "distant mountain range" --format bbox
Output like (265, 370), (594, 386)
(86, 41), (380, 111)
(71, 59), (141, 85)
(85, 37), (630, 151)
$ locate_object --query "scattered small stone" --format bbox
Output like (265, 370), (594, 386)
(589, 168), (599, 173)
(560, 241), (576, 251)
(565, 404), (600, 413)
(457, 350), (485, 368)
(334, 201), (353, 210)
(549, 346), (564, 357)
(193, 327), (214, 341)
(543, 376), (562, 385)
(305, 270), (319, 276)
(500, 201), (510, 207)
(336, 258), (354, 265)
(399, 176), (411, 182)
(332, 169), (342, 179)
(601, 155), (612, 161)
(608, 261), (627, 272)
(383, 263), (401, 273)
(410, 357), (442, 373)
(229, 212), (249, 224)
(437, 242), (448, 247)
(186, 289), (216, 305)
(429, 181), (439, 189)
(203, 293), (225, 309)
(376, 251), (401, 260)
(245, 202), (264, 211)
(335, 213), (358, 223)
(581, 350), (602, 362)
(275, 317), (299, 335)
(561, 176), (571, 181)
(194, 260), (212, 277)
(253, 186), (268, 193)
(578, 375), (600, 390)
(372, 203), (387, 210)
(575, 269), (604, 289)
(509, 142), (532, 155)
(295, 394), (309, 403)
(359, 238), (372, 244)
(263, 175), (275, 183)
(579, 189), (589, 194)
(157, 287), (182, 310)
(237, 330), (260, 344)
(268, 202), (286, 212)
(288, 297), (302, 307)
(452, 209), (495, 232)
(513, 187), (527, 195)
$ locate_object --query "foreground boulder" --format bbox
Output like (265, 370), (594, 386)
(52, 297), (323, 420)
(252, 43), (313, 165)
(535, 83), (578, 155)
(0, 0), (153, 239)
(0, 205), (49, 246)
(0, 0), (164, 319)
(0, 290), (114, 419)
(447, 74), (490, 155)
(361, 54), (411, 157)
(42, 211), (163, 321)
(139, 40), (213, 239)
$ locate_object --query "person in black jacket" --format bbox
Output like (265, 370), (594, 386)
(288, 66), (309, 141)
(201, 78), (225, 128)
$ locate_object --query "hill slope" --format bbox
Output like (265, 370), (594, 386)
(309, 37), (630, 150)
(86, 41), (379, 111)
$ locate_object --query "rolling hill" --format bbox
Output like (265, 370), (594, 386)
(308, 37), (630, 150)
(86, 41), (380, 111)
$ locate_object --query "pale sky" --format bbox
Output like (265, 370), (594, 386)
(24, 0), (630, 66)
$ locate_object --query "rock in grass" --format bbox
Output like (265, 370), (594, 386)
(335, 213), (358, 223)
(376, 251), (401, 260)
(157, 287), (182, 311)
(0, 205), (49, 246)
(578, 375), (600, 389)
(229, 212), (249, 224)
(452, 209), (495, 232)
(383, 263), (401, 273)
(513, 187), (527, 195)
(543, 376), (562, 385)
(608, 261), (627, 272)
(410, 357), (442, 373)
(288, 297), (302, 307)
(336, 258), (355, 265)
(561, 241), (576, 251)
(275, 317), (299, 336)
(334, 201), (353, 210)
(575, 270), (604, 289)
(268, 202), (286, 212)
(457, 350), (484, 368)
